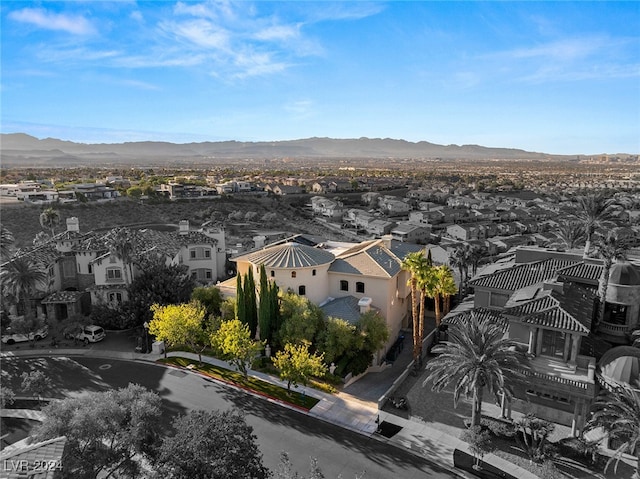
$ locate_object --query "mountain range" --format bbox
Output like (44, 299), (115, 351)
(0, 133), (606, 168)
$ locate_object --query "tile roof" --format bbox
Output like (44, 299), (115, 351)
(503, 290), (591, 334)
(443, 307), (508, 332)
(0, 436), (66, 479)
(329, 241), (401, 277)
(321, 296), (362, 324)
(241, 242), (335, 268)
(556, 262), (602, 285)
(469, 258), (577, 292)
(41, 290), (86, 304)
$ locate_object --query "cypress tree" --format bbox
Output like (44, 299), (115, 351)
(244, 268), (258, 337)
(236, 273), (246, 325)
(258, 264), (271, 343)
(269, 281), (281, 349)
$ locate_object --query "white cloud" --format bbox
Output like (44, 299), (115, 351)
(8, 7), (96, 35)
(284, 99), (314, 118)
(162, 19), (230, 50)
(253, 24), (301, 42)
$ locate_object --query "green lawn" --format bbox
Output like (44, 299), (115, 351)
(158, 356), (320, 410)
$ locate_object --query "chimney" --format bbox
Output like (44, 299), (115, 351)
(66, 217), (80, 233)
(381, 234), (393, 249)
(358, 297), (372, 314)
(179, 220), (190, 235)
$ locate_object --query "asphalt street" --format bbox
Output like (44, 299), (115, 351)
(3, 356), (458, 479)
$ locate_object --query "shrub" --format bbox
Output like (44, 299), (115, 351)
(480, 417), (516, 438)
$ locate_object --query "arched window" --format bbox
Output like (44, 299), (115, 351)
(340, 280), (348, 291)
(356, 282), (365, 293)
(298, 285), (306, 295)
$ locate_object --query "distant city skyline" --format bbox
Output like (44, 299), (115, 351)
(1, 1), (639, 155)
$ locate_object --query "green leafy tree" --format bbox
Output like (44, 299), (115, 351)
(210, 319), (263, 378)
(33, 383), (162, 479)
(191, 285), (223, 318)
(20, 370), (52, 404)
(156, 409), (269, 479)
(318, 317), (355, 365)
(0, 387), (15, 408)
(424, 312), (529, 427)
(277, 292), (325, 348)
(221, 297), (237, 320)
(123, 257), (196, 328)
(272, 340), (328, 391)
(585, 384), (640, 479)
(126, 185), (143, 199)
(355, 310), (389, 354)
(149, 301), (210, 363)
(104, 227), (140, 285)
(38, 207), (60, 238)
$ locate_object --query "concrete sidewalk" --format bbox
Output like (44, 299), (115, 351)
(1, 347), (540, 478)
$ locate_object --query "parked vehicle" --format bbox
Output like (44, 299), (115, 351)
(1, 326), (49, 345)
(65, 325), (106, 344)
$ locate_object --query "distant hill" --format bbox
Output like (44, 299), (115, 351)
(0, 132), (616, 167)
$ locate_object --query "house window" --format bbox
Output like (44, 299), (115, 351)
(270, 270), (275, 277)
(604, 303), (627, 325)
(312, 269), (316, 276)
(291, 271), (296, 278)
(62, 261), (75, 278)
(489, 293), (509, 308)
(106, 268), (122, 281)
(88, 264), (93, 274)
(340, 280), (349, 291)
(190, 250), (197, 259)
(356, 282), (365, 293)
(540, 330), (566, 359)
(206, 270), (212, 279)
(205, 249), (211, 258)
(109, 292), (123, 303)
(299, 285), (306, 295)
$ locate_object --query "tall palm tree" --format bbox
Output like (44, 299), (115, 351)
(104, 227), (139, 285)
(401, 251), (430, 364)
(550, 221), (586, 250)
(424, 312), (529, 427)
(469, 244), (487, 277)
(0, 258), (48, 318)
(574, 193), (620, 258)
(594, 228), (630, 330)
(0, 226), (14, 260)
(423, 265), (457, 326)
(585, 384), (640, 479)
(39, 207), (61, 238)
(449, 245), (471, 298)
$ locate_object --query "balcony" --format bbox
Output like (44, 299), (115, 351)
(519, 355), (596, 399)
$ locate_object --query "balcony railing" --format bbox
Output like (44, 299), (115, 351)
(519, 368), (593, 391)
(599, 321), (630, 336)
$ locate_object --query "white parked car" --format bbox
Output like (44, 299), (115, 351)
(65, 324), (106, 344)
(1, 326), (49, 345)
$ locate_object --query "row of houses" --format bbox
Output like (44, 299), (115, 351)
(2, 218), (227, 324)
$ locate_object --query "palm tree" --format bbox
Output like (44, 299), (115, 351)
(424, 312), (529, 427)
(104, 227), (139, 285)
(0, 257), (48, 318)
(550, 221), (586, 250)
(585, 384), (640, 479)
(38, 207), (61, 238)
(594, 228), (630, 330)
(401, 251), (430, 364)
(469, 244), (487, 277)
(0, 226), (14, 260)
(449, 245), (471, 298)
(574, 193), (620, 258)
(424, 265), (457, 326)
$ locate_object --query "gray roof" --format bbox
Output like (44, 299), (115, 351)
(329, 240), (402, 277)
(321, 296), (362, 324)
(241, 242), (335, 268)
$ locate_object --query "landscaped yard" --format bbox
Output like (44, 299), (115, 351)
(158, 356), (321, 410)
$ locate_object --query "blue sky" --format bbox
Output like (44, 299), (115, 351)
(1, 1), (639, 155)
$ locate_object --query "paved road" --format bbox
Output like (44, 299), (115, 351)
(4, 356), (457, 479)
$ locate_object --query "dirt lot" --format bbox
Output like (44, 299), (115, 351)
(0, 194), (351, 251)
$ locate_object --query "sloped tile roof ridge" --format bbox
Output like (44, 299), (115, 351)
(444, 307), (508, 329)
(469, 257), (578, 291)
(245, 241), (335, 268)
(504, 292), (559, 317)
(336, 239), (378, 258)
(520, 307), (590, 334)
(556, 262), (602, 283)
